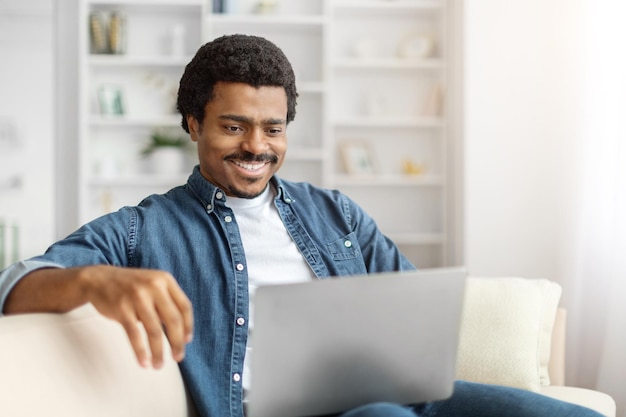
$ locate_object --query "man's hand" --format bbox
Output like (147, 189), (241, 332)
(4, 265), (194, 369)
(81, 265), (194, 369)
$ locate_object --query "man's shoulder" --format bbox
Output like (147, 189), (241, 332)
(88, 184), (197, 227)
(135, 184), (193, 210)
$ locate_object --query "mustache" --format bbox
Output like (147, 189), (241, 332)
(224, 152), (278, 164)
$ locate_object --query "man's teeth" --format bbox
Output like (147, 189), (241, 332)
(234, 161), (266, 170)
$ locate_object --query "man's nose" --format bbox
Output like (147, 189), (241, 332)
(241, 129), (268, 155)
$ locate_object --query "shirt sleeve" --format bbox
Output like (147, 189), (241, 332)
(0, 260), (63, 316)
(0, 207), (134, 315)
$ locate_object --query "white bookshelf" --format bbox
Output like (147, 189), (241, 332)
(77, 0), (459, 268)
(329, 0), (452, 267)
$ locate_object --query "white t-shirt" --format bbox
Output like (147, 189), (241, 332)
(225, 184), (315, 391)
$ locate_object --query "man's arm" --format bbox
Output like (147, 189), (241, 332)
(3, 265), (193, 369)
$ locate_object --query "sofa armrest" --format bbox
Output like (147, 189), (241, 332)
(548, 308), (567, 386)
(0, 304), (197, 417)
(541, 386), (616, 417)
(543, 308), (616, 417)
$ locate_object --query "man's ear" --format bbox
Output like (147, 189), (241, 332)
(187, 116), (200, 142)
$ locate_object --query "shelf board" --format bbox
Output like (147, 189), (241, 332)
(88, 55), (191, 67)
(334, 174), (443, 187)
(334, 58), (444, 70)
(333, 0), (443, 13)
(286, 149), (325, 160)
(89, 115), (181, 127)
(208, 14), (326, 26)
(88, 174), (188, 187)
(87, 0), (203, 6)
(333, 117), (444, 128)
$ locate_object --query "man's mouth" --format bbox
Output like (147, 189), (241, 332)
(226, 152), (278, 173)
(232, 160), (268, 172)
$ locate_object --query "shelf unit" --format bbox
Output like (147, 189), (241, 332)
(78, 0), (206, 221)
(329, 0), (451, 268)
(77, 0), (457, 268)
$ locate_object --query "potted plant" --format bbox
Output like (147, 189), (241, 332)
(140, 129), (190, 175)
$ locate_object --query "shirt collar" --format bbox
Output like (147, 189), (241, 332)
(186, 165), (295, 214)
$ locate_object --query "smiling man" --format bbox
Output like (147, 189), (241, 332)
(188, 82), (288, 199)
(0, 35), (604, 417)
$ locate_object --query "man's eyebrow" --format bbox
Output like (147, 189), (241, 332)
(219, 114), (286, 125)
(264, 117), (287, 125)
(219, 114), (251, 124)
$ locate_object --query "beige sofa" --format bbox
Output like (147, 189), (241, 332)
(0, 278), (616, 417)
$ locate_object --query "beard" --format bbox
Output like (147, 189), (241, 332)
(227, 178), (268, 199)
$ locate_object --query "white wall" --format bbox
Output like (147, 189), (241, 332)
(0, 0), (56, 261)
(463, 0), (584, 282)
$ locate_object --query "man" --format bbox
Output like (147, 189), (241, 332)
(0, 35), (602, 417)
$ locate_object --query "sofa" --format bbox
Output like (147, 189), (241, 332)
(0, 277), (616, 417)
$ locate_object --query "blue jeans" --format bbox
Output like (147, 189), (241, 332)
(334, 381), (604, 417)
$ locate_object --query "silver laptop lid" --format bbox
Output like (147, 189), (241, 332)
(247, 268), (467, 417)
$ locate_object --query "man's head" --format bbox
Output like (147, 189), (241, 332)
(177, 34), (298, 133)
(177, 35), (297, 199)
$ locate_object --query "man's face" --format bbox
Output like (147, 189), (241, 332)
(188, 82), (288, 198)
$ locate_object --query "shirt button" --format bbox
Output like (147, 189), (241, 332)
(285, 198), (292, 203)
(206, 204), (212, 211)
(237, 317), (245, 326)
(216, 191), (223, 199)
(236, 263), (244, 271)
(225, 215), (232, 222)
(344, 240), (352, 248)
(233, 373), (241, 382)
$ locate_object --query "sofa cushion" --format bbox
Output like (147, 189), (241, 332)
(455, 277), (562, 392)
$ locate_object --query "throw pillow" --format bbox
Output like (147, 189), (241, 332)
(455, 277), (562, 392)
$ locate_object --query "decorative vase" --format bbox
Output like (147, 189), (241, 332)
(147, 147), (186, 175)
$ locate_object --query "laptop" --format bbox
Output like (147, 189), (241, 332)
(246, 268), (467, 417)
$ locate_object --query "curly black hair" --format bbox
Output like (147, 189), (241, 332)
(177, 34), (298, 133)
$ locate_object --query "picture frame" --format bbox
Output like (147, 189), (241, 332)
(98, 84), (125, 116)
(340, 141), (375, 175)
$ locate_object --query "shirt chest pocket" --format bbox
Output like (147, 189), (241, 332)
(325, 233), (367, 275)
(327, 233), (360, 260)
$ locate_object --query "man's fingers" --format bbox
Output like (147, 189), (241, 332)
(169, 283), (194, 343)
(136, 302), (166, 369)
(136, 275), (193, 366)
(119, 315), (152, 369)
(155, 284), (193, 362)
(155, 304), (185, 362)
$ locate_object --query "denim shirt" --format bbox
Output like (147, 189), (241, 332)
(0, 166), (415, 417)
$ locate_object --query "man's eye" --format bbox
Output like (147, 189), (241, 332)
(227, 126), (241, 132)
(267, 128), (282, 135)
